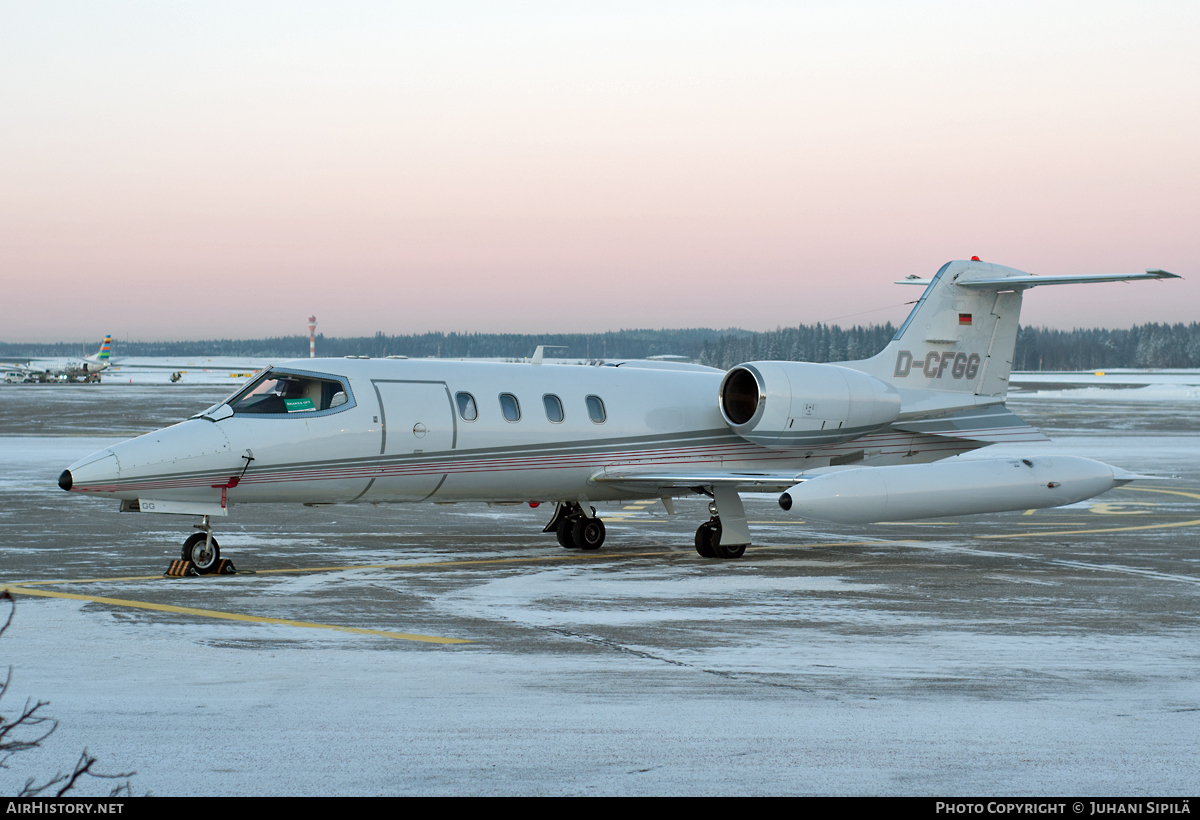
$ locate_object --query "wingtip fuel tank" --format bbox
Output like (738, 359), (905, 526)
(778, 456), (1129, 524)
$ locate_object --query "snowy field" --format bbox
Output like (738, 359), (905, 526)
(0, 384), (1197, 795)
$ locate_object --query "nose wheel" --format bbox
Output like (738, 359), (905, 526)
(177, 515), (226, 575)
(182, 532), (221, 573)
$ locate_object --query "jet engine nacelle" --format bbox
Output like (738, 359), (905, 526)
(718, 361), (901, 448)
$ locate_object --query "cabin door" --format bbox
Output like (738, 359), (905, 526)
(366, 380), (456, 501)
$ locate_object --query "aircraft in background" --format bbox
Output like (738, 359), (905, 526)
(59, 261), (1180, 571)
(2, 336), (112, 383)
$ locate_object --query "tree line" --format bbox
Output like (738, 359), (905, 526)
(3, 322), (1199, 370)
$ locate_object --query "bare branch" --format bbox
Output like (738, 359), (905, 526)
(1, 697), (59, 767)
(1, 590), (137, 797)
(0, 590), (13, 639)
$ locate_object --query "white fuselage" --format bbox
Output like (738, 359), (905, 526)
(64, 357), (981, 509)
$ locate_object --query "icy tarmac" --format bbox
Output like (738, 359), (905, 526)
(0, 385), (1198, 795)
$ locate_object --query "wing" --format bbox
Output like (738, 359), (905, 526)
(592, 405), (1048, 494)
(591, 468), (807, 493)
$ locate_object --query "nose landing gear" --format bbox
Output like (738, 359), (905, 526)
(182, 516), (221, 573)
(182, 531), (220, 573)
(170, 515), (240, 576)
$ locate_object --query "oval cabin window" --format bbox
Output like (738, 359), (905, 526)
(499, 393), (521, 422)
(586, 395), (606, 424)
(456, 392), (478, 421)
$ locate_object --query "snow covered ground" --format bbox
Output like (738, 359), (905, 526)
(0, 387), (1197, 795)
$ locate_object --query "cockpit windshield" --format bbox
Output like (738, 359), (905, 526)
(227, 371), (350, 415)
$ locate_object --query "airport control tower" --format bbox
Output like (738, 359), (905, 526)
(308, 315), (317, 358)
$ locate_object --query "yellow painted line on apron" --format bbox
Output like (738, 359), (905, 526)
(979, 519), (1200, 539)
(4, 542), (882, 588)
(0, 584), (470, 644)
(978, 486), (1200, 539)
(12, 574), (171, 586)
(1123, 486), (1200, 501)
(4, 554), (605, 587)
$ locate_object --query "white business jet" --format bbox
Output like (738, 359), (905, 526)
(59, 261), (1178, 571)
(3, 336), (113, 383)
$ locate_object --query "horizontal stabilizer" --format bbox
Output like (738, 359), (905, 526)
(892, 406), (1049, 443)
(896, 269), (1179, 287)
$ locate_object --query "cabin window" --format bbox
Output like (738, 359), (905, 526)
(228, 371), (351, 415)
(456, 392), (478, 421)
(499, 393), (521, 422)
(543, 394), (564, 423)
(586, 395), (606, 424)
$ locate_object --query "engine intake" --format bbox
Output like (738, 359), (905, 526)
(718, 362), (901, 449)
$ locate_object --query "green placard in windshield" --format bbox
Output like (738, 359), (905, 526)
(285, 397), (316, 412)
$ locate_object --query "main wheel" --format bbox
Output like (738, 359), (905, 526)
(182, 532), (221, 574)
(694, 520), (717, 558)
(556, 518), (577, 549)
(573, 517), (606, 551)
(711, 525), (746, 560)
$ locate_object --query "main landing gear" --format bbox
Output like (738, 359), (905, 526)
(694, 501), (747, 560)
(694, 517), (746, 559)
(181, 515), (221, 574)
(544, 501), (607, 551)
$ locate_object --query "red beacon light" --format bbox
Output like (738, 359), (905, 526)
(971, 256), (981, 261)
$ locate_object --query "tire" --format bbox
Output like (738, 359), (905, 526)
(711, 525), (746, 560)
(573, 517), (606, 551)
(182, 532), (221, 574)
(556, 518), (577, 549)
(694, 521), (716, 558)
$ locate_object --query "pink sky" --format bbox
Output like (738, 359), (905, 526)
(2, 2), (1197, 342)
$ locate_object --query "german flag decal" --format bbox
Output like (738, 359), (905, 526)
(959, 313), (973, 325)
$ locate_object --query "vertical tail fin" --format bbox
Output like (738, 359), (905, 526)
(841, 260), (1178, 401)
(89, 336), (112, 363)
(844, 260), (1025, 398)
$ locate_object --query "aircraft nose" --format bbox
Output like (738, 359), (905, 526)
(63, 449), (120, 494)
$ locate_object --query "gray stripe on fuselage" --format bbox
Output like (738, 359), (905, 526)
(110, 428), (749, 486)
(111, 424), (939, 488)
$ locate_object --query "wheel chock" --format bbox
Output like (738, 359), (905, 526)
(165, 560), (194, 576)
(165, 558), (242, 577)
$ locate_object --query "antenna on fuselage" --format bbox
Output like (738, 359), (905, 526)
(530, 345), (568, 366)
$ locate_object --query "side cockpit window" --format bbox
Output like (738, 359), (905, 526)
(229, 371), (352, 416)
